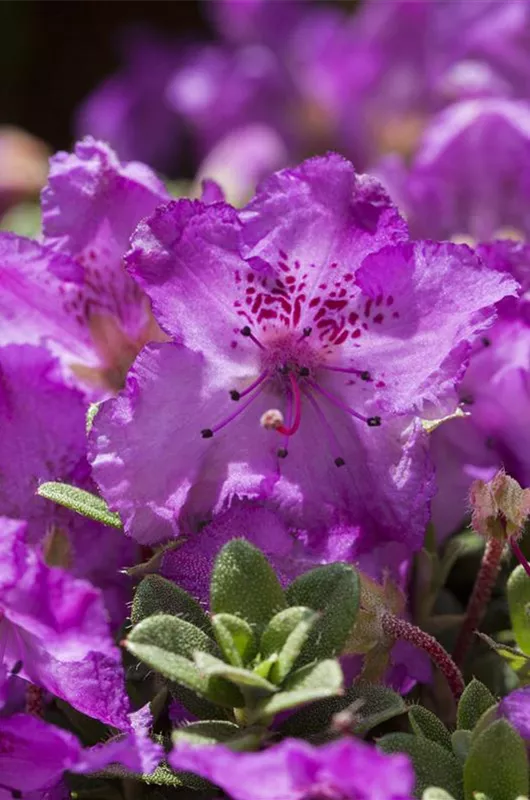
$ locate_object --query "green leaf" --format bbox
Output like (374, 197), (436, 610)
(37, 482), (122, 529)
(252, 659), (343, 721)
(286, 563), (360, 664)
(470, 705), (500, 744)
(463, 720), (528, 800)
(451, 730), (472, 764)
(280, 680), (405, 739)
(409, 706), (452, 751)
(212, 613), (257, 667)
(131, 575), (212, 633)
(86, 403), (99, 434)
(210, 540), (286, 634)
(422, 790), (457, 800)
(172, 720), (264, 752)
(126, 615), (243, 708)
(507, 565), (530, 654)
(377, 734), (463, 800)
(194, 651), (278, 693)
(260, 607), (319, 684)
(457, 679), (496, 730)
(261, 607), (316, 657)
(172, 721), (241, 746)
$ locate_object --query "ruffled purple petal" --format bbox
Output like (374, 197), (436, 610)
(169, 737), (414, 800)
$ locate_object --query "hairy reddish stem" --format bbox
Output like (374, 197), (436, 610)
(381, 611), (465, 701)
(453, 537), (504, 667)
(510, 536), (530, 579)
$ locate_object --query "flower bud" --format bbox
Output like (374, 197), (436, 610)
(470, 470), (530, 541)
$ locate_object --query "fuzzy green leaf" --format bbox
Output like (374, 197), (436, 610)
(253, 659), (343, 721)
(280, 679), (405, 739)
(126, 615), (243, 708)
(194, 651), (278, 693)
(457, 679), (496, 731)
(507, 565), (530, 654)
(37, 482), (122, 528)
(464, 720), (528, 800)
(409, 706), (452, 751)
(131, 575), (212, 633)
(172, 721), (264, 752)
(451, 730), (472, 764)
(378, 734), (463, 800)
(212, 613), (257, 667)
(286, 563), (360, 664)
(210, 540), (286, 634)
(260, 607), (319, 684)
(172, 721), (241, 746)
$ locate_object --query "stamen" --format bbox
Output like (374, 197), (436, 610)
(303, 388), (346, 467)
(299, 367), (310, 377)
(297, 327), (312, 341)
(240, 325), (265, 350)
(277, 379), (293, 458)
(202, 384), (267, 438)
(276, 372), (302, 437)
(305, 378), (382, 427)
(230, 370), (269, 401)
(321, 365), (372, 381)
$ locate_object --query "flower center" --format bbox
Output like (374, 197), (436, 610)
(200, 324), (381, 465)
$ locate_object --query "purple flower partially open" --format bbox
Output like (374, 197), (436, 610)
(0, 138), (169, 396)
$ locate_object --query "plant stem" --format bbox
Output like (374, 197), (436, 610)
(510, 536), (530, 579)
(381, 611), (464, 701)
(453, 537), (504, 667)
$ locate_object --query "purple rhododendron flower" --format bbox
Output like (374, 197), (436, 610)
(0, 138), (169, 396)
(500, 685), (530, 741)
(76, 30), (182, 172)
(0, 517), (133, 729)
(380, 98), (530, 241)
(0, 706), (162, 794)
(91, 154), (515, 548)
(169, 737), (414, 800)
(0, 344), (135, 623)
(431, 240), (530, 538)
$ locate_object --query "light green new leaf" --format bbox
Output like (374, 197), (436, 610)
(212, 613), (257, 667)
(194, 651), (278, 693)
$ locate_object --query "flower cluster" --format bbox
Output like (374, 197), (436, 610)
(4, 1), (530, 799)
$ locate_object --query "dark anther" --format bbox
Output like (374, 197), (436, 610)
(299, 367), (310, 377)
(367, 416), (381, 427)
(277, 447), (288, 458)
(11, 660), (23, 676)
(482, 336), (491, 347)
(230, 390), (241, 401)
(360, 371), (371, 381)
(303, 326), (312, 337)
(279, 364), (289, 375)
(241, 326), (252, 337)
(201, 428), (214, 439)
(334, 457), (346, 467)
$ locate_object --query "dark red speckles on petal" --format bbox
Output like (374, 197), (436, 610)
(364, 299), (372, 317)
(309, 297), (320, 308)
(352, 329), (362, 339)
(392, 311), (400, 319)
(348, 313), (358, 324)
(373, 313), (384, 324)
(386, 295), (394, 306)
